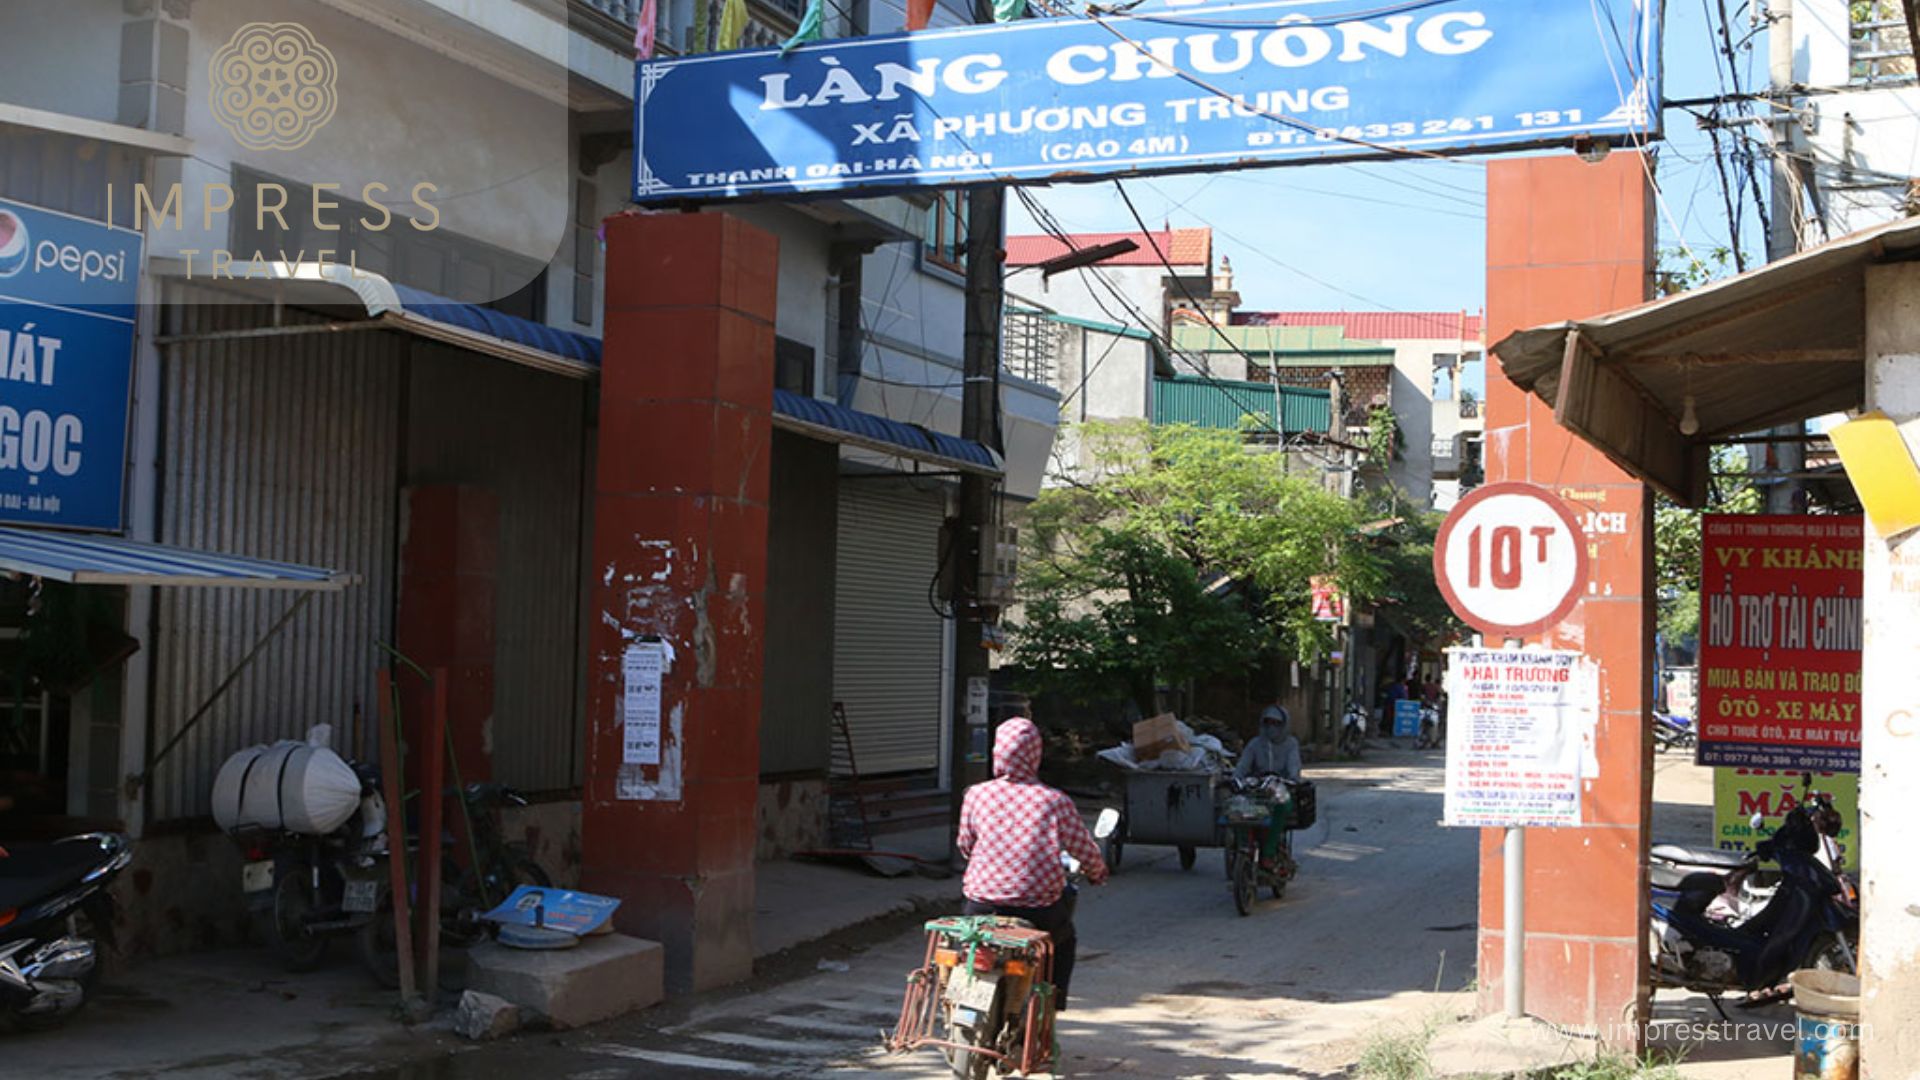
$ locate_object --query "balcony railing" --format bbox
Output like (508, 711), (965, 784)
(1852, 5), (1917, 85)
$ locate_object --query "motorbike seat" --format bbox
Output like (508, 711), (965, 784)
(0, 841), (108, 910)
(1651, 843), (1749, 870)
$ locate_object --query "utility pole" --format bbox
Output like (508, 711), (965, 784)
(1762, 0), (1807, 512)
(948, 185), (1005, 861)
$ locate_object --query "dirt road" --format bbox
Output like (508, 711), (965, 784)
(347, 748), (1479, 1079)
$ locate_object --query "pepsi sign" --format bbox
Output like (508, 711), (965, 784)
(0, 199), (143, 532)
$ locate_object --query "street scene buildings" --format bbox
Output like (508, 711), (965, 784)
(0, 0), (1914, 1078)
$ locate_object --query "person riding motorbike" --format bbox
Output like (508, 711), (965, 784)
(1235, 705), (1302, 868)
(956, 717), (1108, 1011)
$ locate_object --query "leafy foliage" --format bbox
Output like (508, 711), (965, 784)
(1011, 422), (1377, 714)
(1653, 245), (1734, 298)
(1654, 449), (1761, 647)
(1367, 404), (1401, 467)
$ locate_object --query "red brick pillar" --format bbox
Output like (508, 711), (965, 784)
(396, 485), (499, 790)
(580, 212), (774, 994)
(1482, 153), (1656, 1045)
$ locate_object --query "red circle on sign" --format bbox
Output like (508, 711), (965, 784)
(1432, 481), (1591, 639)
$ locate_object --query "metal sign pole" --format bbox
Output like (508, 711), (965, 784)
(1502, 634), (1525, 1021)
(1504, 824), (1525, 1018)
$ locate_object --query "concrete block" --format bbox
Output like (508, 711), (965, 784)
(453, 990), (520, 1041)
(466, 934), (664, 1029)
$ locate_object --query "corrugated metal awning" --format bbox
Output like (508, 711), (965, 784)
(774, 389), (1001, 476)
(156, 264), (1004, 478)
(1490, 216), (1917, 505)
(0, 527), (356, 589)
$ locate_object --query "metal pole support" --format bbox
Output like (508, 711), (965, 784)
(1504, 824), (1525, 1019)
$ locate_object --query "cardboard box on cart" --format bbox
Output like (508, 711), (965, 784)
(1132, 714), (1190, 763)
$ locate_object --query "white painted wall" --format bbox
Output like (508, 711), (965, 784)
(1796, 1), (1920, 241)
(0, 1), (125, 121)
(1006, 263), (1179, 350)
(1858, 261), (1920, 1073)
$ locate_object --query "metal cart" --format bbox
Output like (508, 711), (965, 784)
(1103, 768), (1227, 873)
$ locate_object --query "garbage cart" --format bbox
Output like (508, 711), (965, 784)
(1104, 768), (1227, 873)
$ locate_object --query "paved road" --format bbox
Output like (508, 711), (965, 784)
(347, 748), (1479, 1079)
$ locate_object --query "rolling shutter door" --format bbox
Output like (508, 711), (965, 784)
(833, 484), (947, 776)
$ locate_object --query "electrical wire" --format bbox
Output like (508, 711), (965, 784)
(1014, 187), (1287, 435)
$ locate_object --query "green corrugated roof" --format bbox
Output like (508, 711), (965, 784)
(1172, 324), (1396, 365)
(1153, 376), (1330, 434)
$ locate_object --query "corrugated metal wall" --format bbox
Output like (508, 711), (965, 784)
(406, 345), (587, 792)
(151, 292), (405, 822)
(832, 482), (946, 776)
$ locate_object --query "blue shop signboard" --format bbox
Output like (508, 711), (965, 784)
(0, 198), (142, 531)
(1393, 699), (1421, 738)
(635, 0), (1661, 203)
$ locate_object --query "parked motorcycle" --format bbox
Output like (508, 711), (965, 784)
(356, 781), (553, 989)
(1415, 702), (1445, 750)
(888, 809), (1118, 1079)
(1651, 773), (1855, 924)
(1649, 781), (1857, 1014)
(1338, 701), (1368, 759)
(1653, 712), (1697, 753)
(238, 760), (390, 973)
(0, 832), (132, 1030)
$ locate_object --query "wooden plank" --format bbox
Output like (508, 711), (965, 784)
(375, 668), (421, 1010)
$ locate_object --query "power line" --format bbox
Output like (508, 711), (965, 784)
(1014, 187), (1288, 436)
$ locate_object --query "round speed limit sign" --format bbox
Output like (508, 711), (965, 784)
(1432, 482), (1590, 638)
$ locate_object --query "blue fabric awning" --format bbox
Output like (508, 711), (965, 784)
(0, 527), (355, 589)
(772, 390), (1000, 475)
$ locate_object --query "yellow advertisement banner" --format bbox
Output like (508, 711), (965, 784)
(1712, 767), (1860, 869)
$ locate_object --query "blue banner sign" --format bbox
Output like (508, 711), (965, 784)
(1393, 698), (1422, 738)
(0, 199), (142, 532)
(634, 0), (1660, 202)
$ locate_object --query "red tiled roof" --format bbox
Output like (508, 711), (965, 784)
(1232, 310), (1485, 342)
(1005, 228), (1211, 269)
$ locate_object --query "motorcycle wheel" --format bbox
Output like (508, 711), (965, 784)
(1232, 852), (1257, 916)
(271, 865), (331, 972)
(448, 852), (554, 947)
(1103, 830), (1124, 874)
(1804, 932), (1858, 975)
(1178, 846), (1197, 872)
(944, 994), (1002, 1080)
(357, 885), (403, 990)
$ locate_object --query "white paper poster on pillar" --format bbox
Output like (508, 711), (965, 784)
(615, 639), (682, 802)
(1442, 648), (1595, 829)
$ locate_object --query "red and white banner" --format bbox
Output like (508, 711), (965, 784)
(1696, 515), (1863, 773)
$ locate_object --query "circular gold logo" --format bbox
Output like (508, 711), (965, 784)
(209, 22), (339, 152)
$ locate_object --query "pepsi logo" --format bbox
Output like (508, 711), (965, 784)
(0, 212), (28, 279)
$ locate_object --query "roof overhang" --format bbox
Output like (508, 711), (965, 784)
(155, 264), (1001, 479)
(154, 261), (601, 379)
(0, 528), (355, 589)
(1490, 217), (1920, 506)
(0, 103), (193, 157)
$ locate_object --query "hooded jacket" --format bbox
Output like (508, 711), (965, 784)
(956, 718), (1108, 907)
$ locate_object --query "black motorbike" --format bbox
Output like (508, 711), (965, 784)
(239, 761), (390, 974)
(0, 832), (132, 1030)
(1649, 781), (1857, 1014)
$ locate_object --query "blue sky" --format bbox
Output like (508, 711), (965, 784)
(1007, 1), (1763, 316)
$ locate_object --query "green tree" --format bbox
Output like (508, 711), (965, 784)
(1654, 448), (1761, 647)
(1011, 422), (1377, 715)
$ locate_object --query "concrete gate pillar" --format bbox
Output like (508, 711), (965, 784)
(1859, 263), (1920, 1075)
(1482, 153), (1656, 1045)
(581, 212), (775, 994)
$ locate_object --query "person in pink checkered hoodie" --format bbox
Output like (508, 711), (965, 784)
(956, 717), (1108, 1009)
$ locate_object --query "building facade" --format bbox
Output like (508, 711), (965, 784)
(0, 0), (1057, 967)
